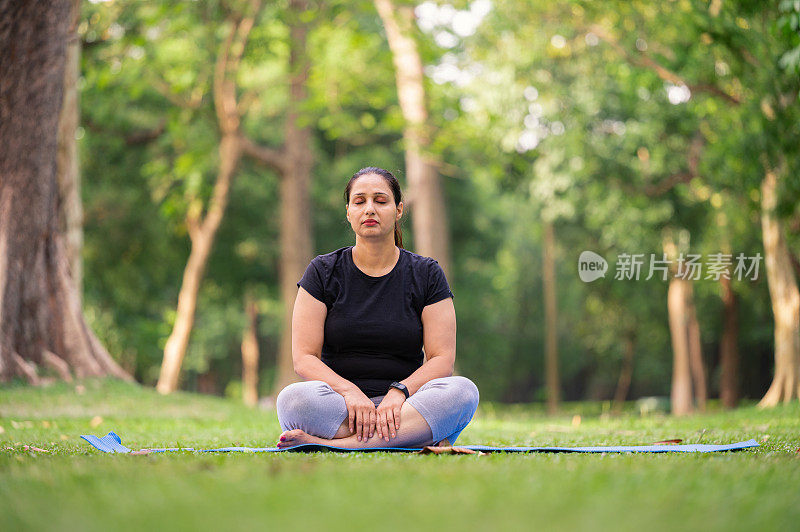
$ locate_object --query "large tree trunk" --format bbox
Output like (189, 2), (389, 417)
(241, 294), (259, 407)
(0, 0), (130, 383)
(274, 0), (313, 394)
(719, 275), (739, 408)
(542, 221), (560, 414)
(56, 0), (83, 295)
(374, 0), (451, 277)
(758, 168), (800, 406)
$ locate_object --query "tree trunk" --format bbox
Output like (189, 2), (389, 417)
(685, 281), (707, 411)
(0, 0), (130, 383)
(374, 0), (451, 277)
(241, 294), (259, 407)
(542, 221), (560, 414)
(758, 168), (800, 406)
(56, 0), (83, 295)
(667, 276), (693, 415)
(156, 134), (241, 394)
(719, 275), (739, 408)
(714, 208), (739, 408)
(156, 3), (265, 393)
(612, 330), (636, 413)
(273, 0), (313, 395)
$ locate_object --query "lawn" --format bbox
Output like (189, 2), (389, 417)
(1, 379), (798, 531)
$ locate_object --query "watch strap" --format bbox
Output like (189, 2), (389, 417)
(390, 381), (409, 399)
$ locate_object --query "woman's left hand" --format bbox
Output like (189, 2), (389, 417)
(376, 389), (405, 442)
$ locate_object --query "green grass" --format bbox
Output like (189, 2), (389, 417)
(1, 379), (798, 531)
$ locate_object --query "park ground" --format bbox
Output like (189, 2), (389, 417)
(1, 379), (798, 531)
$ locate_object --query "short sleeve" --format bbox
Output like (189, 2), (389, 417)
(297, 259), (325, 304)
(424, 259), (454, 307)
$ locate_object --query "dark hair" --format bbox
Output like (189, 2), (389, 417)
(344, 167), (404, 248)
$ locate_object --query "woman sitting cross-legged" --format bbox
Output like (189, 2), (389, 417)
(275, 166), (479, 449)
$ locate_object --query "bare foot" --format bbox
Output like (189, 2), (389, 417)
(277, 429), (326, 449)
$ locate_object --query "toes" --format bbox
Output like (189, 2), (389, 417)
(277, 429), (306, 448)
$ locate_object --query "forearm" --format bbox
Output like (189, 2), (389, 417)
(293, 353), (358, 396)
(400, 354), (454, 396)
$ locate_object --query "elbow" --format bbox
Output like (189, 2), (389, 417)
(292, 354), (306, 378)
(436, 353), (455, 377)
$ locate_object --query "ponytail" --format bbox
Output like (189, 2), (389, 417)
(394, 220), (404, 249)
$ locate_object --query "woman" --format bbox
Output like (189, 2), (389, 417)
(275, 167), (479, 449)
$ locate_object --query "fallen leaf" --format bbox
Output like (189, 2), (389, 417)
(572, 415), (581, 427)
(0, 426), (4, 434)
(60, 434), (69, 441)
(22, 445), (49, 453)
(652, 439), (683, 445)
(41, 421), (51, 428)
(130, 450), (153, 455)
(89, 416), (103, 428)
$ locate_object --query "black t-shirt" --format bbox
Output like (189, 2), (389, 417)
(297, 246), (454, 397)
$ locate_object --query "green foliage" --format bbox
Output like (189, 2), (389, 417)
(77, 0), (798, 402)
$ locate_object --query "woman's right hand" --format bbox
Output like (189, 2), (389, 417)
(342, 387), (376, 442)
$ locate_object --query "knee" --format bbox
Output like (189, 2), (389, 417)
(276, 381), (324, 428)
(447, 376), (480, 415)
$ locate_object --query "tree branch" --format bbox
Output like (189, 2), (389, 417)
(214, 18), (240, 132)
(150, 75), (205, 110)
(644, 131), (705, 196)
(214, 0), (262, 133)
(82, 116), (166, 146)
(239, 134), (286, 174)
(124, 120), (166, 145)
(589, 24), (741, 105)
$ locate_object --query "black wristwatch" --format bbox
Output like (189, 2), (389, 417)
(389, 381), (409, 399)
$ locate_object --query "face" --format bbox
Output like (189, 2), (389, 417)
(345, 173), (403, 241)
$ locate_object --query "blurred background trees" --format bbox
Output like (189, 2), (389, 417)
(18, 0), (795, 408)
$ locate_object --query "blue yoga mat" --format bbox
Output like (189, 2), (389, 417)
(81, 431), (759, 454)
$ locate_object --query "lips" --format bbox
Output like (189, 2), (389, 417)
(364, 219), (378, 226)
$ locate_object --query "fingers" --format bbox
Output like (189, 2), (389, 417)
(348, 406), (355, 435)
(394, 407), (401, 431)
(356, 408), (365, 442)
(386, 409), (396, 440)
(357, 406), (377, 442)
(377, 411), (389, 442)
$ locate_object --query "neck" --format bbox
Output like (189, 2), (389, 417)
(352, 237), (398, 270)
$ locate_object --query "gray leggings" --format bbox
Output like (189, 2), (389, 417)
(276, 376), (479, 445)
